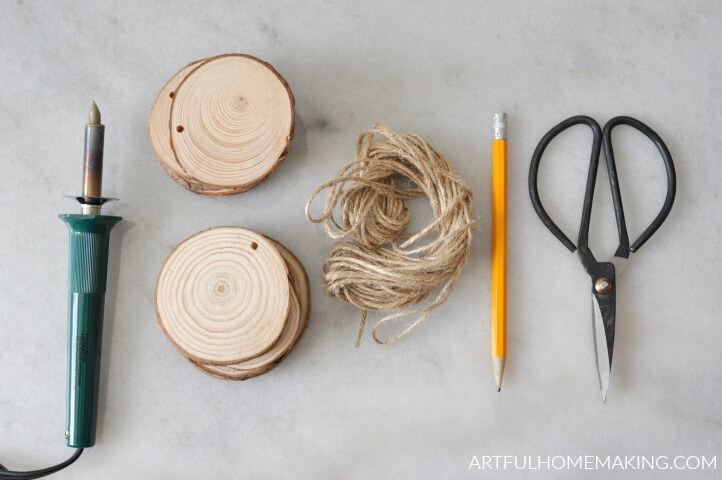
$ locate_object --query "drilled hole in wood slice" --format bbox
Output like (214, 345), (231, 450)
(189, 237), (310, 380)
(148, 61), (201, 178)
(250, 242), (258, 250)
(155, 227), (290, 365)
(148, 60), (201, 171)
(169, 54), (294, 190)
(176, 125), (184, 132)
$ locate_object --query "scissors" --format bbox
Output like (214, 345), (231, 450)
(528, 116), (676, 402)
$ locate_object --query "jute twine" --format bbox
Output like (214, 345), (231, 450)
(305, 125), (477, 346)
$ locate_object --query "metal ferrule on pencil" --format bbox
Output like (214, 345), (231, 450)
(493, 113), (507, 140)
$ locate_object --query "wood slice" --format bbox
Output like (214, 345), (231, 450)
(191, 283), (300, 380)
(168, 54), (295, 193)
(155, 227), (290, 365)
(148, 59), (244, 196)
(189, 237), (310, 380)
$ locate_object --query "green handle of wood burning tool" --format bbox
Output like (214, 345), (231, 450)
(60, 213), (121, 448)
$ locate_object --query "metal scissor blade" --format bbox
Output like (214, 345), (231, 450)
(592, 294), (612, 403)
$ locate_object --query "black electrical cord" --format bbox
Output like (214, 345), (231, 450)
(0, 448), (83, 479)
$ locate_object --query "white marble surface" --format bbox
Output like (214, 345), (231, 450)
(0, 1), (720, 479)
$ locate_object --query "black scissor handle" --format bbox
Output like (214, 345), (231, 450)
(602, 116), (676, 253)
(528, 115), (676, 261)
(529, 115), (607, 254)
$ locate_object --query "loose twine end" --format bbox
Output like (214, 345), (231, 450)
(355, 310), (367, 348)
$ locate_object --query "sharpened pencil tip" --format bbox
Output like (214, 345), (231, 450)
(492, 357), (505, 392)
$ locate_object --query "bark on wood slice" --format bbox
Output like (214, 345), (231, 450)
(155, 227), (290, 365)
(164, 54), (294, 194)
(189, 237), (310, 380)
(148, 58), (248, 195)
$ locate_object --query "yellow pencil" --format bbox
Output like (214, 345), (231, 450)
(491, 113), (507, 391)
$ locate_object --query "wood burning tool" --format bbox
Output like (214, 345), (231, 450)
(0, 102), (121, 478)
(528, 116), (676, 402)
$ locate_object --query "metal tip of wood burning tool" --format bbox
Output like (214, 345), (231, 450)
(89, 101), (101, 125)
(82, 101), (105, 205)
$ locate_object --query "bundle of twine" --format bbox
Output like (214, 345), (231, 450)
(305, 125), (478, 346)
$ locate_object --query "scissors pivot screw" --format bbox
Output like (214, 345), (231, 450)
(594, 277), (613, 294)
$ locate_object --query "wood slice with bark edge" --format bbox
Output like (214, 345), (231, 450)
(189, 237), (310, 380)
(155, 227), (290, 365)
(148, 58), (248, 196)
(168, 54), (295, 193)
